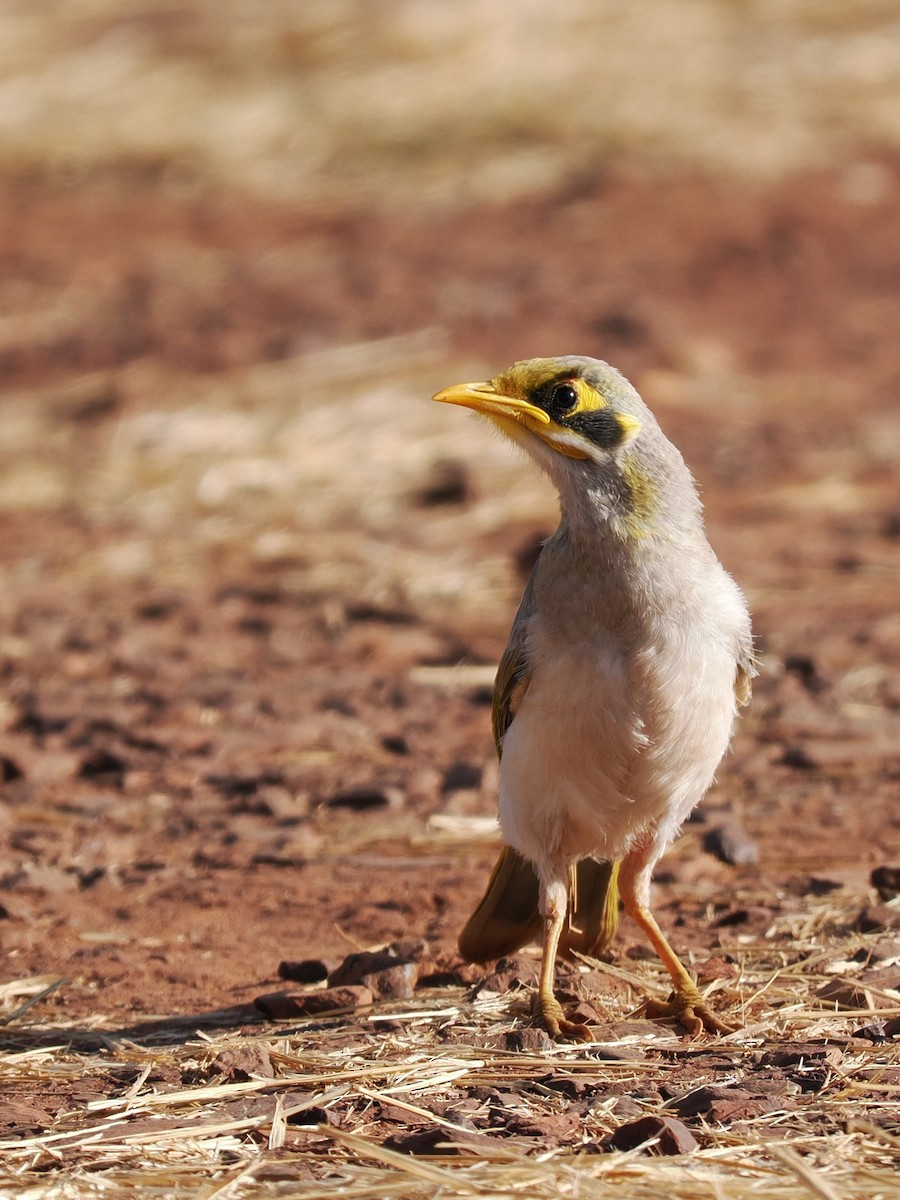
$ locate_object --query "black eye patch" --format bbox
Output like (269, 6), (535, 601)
(566, 408), (628, 450)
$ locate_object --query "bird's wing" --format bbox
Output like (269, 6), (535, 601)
(490, 580), (535, 758)
(734, 634), (757, 708)
(460, 585), (541, 962)
(459, 574), (620, 965)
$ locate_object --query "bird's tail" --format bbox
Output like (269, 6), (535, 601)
(458, 847), (620, 963)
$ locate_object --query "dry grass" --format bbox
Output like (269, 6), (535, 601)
(2, 888), (898, 1199)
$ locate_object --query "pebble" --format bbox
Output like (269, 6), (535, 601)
(704, 820), (760, 866)
(254, 985), (373, 1019)
(871, 865), (900, 900)
(855, 904), (900, 934)
(209, 1045), (274, 1081)
(277, 959), (331, 984)
(606, 1114), (698, 1155)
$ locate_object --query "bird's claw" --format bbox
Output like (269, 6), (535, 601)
(638, 983), (738, 1037)
(531, 991), (594, 1043)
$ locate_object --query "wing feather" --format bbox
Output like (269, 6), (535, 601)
(490, 577), (534, 756)
(735, 635), (757, 708)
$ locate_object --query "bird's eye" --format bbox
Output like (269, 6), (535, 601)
(545, 382), (579, 420)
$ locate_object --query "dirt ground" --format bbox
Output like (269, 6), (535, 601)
(0, 3), (899, 1187)
(2, 157), (899, 1021)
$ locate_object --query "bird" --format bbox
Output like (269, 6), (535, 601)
(433, 356), (754, 1041)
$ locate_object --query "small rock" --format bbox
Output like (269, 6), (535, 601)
(478, 956), (538, 993)
(703, 820), (760, 865)
(574, 971), (631, 1003)
(861, 939), (900, 965)
(252, 849), (309, 868)
(805, 877), (843, 896)
(377, 1101), (431, 1126)
(441, 761), (483, 792)
(503, 1112), (581, 1140)
(669, 1085), (753, 1118)
(625, 942), (657, 960)
(328, 945), (422, 993)
(414, 459), (472, 507)
(536, 1073), (595, 1099)
(329, 948), (422, 1000)
(209, 1045), (274, 1081)
(505, 1027), (552, 1052)
(78, 866), (106, 889)
(254, 985), (372, 1019)
(606, 1114), (698, 1156)
(708, 1097), (777, 1123)
(860, 965), (900, 989)
(278, 959), (331, 984)
(779, 745), (818, 770)
(855, 904), (900, 934)
(588, 1044), (644, 1062)
(77, 749), (127, 788)
(759, 1042), (843, 1068)
(0, 754), (23, 782)
(852, 1020), (889, 1043)
(383, 1125), (495, 1156)
(326, 787), (403, 811)
(713, 905), (774, 928)
(695, 956), (738, 983)
(253, 992), (307, 1019)
(783, 654), (825, 691)
(386, 938), (429, 961)
(408, 961), (482, 988)
(871, 866), (900, 901)
(611, 1096), (643, 1118)
(1, 1102), (52, 1134)
(789, 1064), (833, 1093)
(205, 771), (273, 800)
(367, 962), (418, 1000)
(568, 999), (604, 1028)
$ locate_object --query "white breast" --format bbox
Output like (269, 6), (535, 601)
(497, 578), (742, 874)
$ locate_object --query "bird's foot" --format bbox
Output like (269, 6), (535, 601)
(530, 990), (594, 1043)
(638, 982), (738, 1038)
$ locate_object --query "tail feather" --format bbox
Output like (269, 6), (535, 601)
(458, 847), (541, 963)
(562, 858), (620, 957)
(458, 848), (620, 963)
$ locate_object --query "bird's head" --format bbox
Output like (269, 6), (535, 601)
(434, 356), (691, 539)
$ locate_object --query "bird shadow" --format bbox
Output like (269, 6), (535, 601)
(0, 1001), (268, 1054)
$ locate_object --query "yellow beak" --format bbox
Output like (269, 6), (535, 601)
(432, 381), (551, 426)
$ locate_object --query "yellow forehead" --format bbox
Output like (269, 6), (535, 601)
(490, 359), (608, 416)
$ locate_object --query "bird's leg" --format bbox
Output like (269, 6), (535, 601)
(619, 847), (738, 1037)
(531, 875), (593, 1042)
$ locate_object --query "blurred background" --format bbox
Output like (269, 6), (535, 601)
(0, 2), (898, 580)
(1, 1), (899, 1013)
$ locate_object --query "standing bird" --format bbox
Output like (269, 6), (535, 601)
(433, 357), (754, 1041)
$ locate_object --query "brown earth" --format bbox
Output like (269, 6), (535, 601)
(1, 159), (899, 1140)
